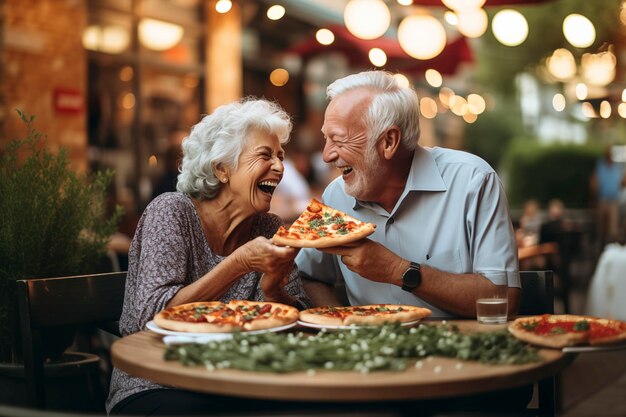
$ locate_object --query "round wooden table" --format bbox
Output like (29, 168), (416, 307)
(111, 320), (574, 402)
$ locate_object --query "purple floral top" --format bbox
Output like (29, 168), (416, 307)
(106, 192), (311, 412)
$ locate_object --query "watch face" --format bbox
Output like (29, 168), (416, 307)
(403, 266), (421, 289)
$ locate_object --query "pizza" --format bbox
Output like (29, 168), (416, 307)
(508, 314), (626, 348)
(271, 198), (376, 248)
(299, 304), (432, 326)
(153, 300), (299, 333)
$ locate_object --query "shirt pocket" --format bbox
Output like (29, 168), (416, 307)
(423, 249), (463, 273)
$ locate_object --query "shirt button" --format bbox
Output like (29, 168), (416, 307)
(388, 217), (395, 224)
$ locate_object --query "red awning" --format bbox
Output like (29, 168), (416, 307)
(289, 25), (473, 76)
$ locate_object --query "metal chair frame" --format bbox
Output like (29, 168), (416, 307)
(17, 271), (126, 409)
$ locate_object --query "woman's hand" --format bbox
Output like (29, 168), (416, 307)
(234, 236), (298, 278)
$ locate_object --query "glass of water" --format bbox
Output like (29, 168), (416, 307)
(476, 284), (508, 324)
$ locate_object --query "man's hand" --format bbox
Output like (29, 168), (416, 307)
(319, 238), (408, 287)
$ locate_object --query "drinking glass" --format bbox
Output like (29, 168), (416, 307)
(476, 284), (508, 324)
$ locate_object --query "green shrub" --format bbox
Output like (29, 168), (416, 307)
(0, 111), (122, 361)
(502, 139), (603, 208)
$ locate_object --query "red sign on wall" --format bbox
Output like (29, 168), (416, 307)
(53, 88), (84, 114)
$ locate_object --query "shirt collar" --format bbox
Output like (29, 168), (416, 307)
(351, 146), (448, 210)
(406, 146), (448, 192)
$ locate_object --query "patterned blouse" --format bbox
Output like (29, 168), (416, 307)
(106, 192), (311, 412)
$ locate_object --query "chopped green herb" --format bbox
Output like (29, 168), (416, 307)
(550, 326), (566, 335)
(521, 321), (538, 331)
(337, 227), (348, 235)
(164, 323), (542, 373)
(573, 320), (590, 331)
(308, 219), (323, 229)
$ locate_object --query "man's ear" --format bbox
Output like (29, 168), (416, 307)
(380, 126), (402, 160)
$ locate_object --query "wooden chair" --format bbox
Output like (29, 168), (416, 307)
(519, 270), (557, 417)
(16, 271), (126, 409)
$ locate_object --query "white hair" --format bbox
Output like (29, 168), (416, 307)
(326, 71), (420, 150)
(177, 98), (292, 200)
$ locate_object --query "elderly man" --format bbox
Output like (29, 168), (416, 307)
(295, 69), (528, 414)
(296, 70), (520, 319)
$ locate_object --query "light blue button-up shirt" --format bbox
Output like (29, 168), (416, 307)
(296, 146), (519, 318)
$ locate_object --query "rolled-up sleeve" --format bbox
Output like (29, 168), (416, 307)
(467, 172), (520, 287)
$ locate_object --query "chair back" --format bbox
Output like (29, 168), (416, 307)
(519, 270), (554, 315)
(16, 271), (127, 409)
(519, 270), (557, 417)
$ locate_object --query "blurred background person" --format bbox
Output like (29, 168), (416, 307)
(590, 145), (626, 251)
(517, 198), (543, 248)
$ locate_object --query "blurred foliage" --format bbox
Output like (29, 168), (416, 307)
(502, 138), (603, 208)
(475, 0), (623, 95)
(0, 111), (122, 361)
(463, 100), (524, 170)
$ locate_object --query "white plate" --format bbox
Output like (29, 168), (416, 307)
(296, 319), (422, 330)
(145, 320), (297, 338)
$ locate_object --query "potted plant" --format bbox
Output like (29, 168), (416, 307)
(0, 111), (121, 373)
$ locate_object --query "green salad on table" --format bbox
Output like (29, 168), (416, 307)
(164, 322), (541, 373)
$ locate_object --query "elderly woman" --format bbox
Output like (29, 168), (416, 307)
(107, 98), (311, 415)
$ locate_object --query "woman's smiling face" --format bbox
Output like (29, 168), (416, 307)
(224, 129), (285, 214)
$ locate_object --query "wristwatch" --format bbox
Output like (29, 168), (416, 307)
(401, 261), (422, 292)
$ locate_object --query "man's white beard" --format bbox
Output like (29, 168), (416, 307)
(344, 145), (382, 201)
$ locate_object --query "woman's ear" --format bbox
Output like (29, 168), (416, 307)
(214, 163), (229, 183)
(380, 126), (402, 160)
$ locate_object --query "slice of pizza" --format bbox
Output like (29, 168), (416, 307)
(299, 304), (431, 327)
(508, 314), (626, 349)
(154, 301), (243, 333)
(272, 198), (376, 248)
(153, 300), (300, 333)
(227, 300), (299, 331)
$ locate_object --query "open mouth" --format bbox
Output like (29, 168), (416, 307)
(257, 180), (278, 195)
(338, 166), (353, 176)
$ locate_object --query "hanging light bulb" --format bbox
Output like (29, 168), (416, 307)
(316, 29), (335, 45)
(600, 100), (612, 118)
(344, 0), (391, 40)
(267, 5), (286, 20)
(215, 0), (232, 14)
(575, 83), (588, 100)
(546, 48), (576, 80)
(398, 14), (447, 60)
(563, 14), (595, 48)
(138, 18), (184, 51)
(393, 73), (410, 88)
(492, 9), (528, 47)
(368, 48), (387, 67)
(581, 50), (616, 87)
(456, 8), (488, 38)
(425, 69), (443, 88)
(442, 0), (486, 12)
(552, 94), (566, 112)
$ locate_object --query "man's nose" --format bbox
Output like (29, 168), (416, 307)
(322, 141), (338, 163)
